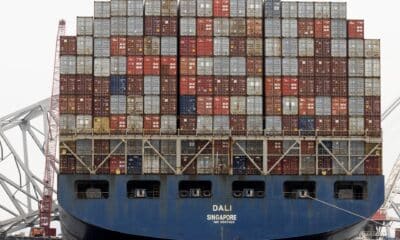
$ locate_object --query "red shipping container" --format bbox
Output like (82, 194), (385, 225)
(75, 75), (93, 95)
(364, 156), (382, 175)
(161, 76), (177, 95)
(315, 116), (331, 136)
(180, 37), (196, 56)
(94, 156), (110, 174)
(180, 76), (196, 95)
(94, 77), (110, 96)
(299, 97), (315, 115)
(301, 141), (316, 155)
(282, 77), (298, 96)
(60, 36), (77, 55)
(180, 57), (196, 75)
(161, 95), (177, 114)
(332, 97), (348, 116)
(127, 37), (144, 56)
(161, 17), (177, 36)
(214, 96), (230, 115)
(214, 77), (230, 95)
(268, 140), (283, 154)
(314, 19), (331, 38)
(111, 37), (127, 56)
(110, 115), (127, 133)
(94, 140), (110, 154)
(315, 58), (331, 76)
(298, 19), (314, 38)
(331, 116), (348, 136)
(127, 76), (144, 95)
(127, 56), (144, 75)
(247, 19), (262, 37)
(197, 96), (213, 115)
(230, 77), (247, 95)
(315, 39), (331, 57)
(365, 116), (381, 137)
(60, 95), (76, 114)
(197, 37), (213, 56)
(179, 115), (197, 134)
(143, 115), (160, 134)
(76, 95), (92, 115)
(318, 157), (332, 175)
(282, 157), (299, 175)
(197, 18), (213, 36)
(110, 156), (125, 175)
(214, 140), (229, 153)
(93, 97), (110, 116)
(365, 96), (381, 116)
(247, 57), (263, 76)
(298, 58), (315, 76)
(230, 116), (246, 135)
(315, 77), (331, 96)
(331, 58), (347, 77)
(60, 156), (76, 174)
(161, 57), (177, 76)
(265, 77), (282, 96)
(348, 20), (364, 39)
(282, 116), (299, 135)
(60, 75), (76, 95)
(299, 77), (314, 96)
(268, 157), (283, 175)
(145, 16), (161, 36)
(230, 37), (246, 56)
(265, 97), (282, 115)
(213, 0), (229, 17)
(144, 56), (160, 75)
(197, 76), (213, 95)
(331, 77), (348, 97)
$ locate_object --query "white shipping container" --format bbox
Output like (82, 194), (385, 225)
(110, 95), (127, 114)
(282, 96), (298, 115)
(111, 56), (127, 75)
(247, 77), (263, 95)
(314, 2), (330, 18)
(76, 115), (92, 131)
(281, 2), (298, 18)
(331, 19), (347, 38)
(214, 57), (230, 76)
(213, 116), (230, 134)
(247, 116), (263, 134)
(197, 156), (213, 174)
(111, 0), (127, 16)
(144, 155), (160, 174)
(349, 117), (364, 135)
(214, 18), (230, 36)
(351, 157), (365, 175)
(197, 57), (213, 75)
(282, 19), (298, 38)
(180, 18), (196, 36)
(332, 157), (348, 175)
(94, 19), (111, 37)
(60, 56), (76, 74)
(265, 116), (282, 133)
(364, 39), (380, 58)
(94, 58), (110, 77)
(265, 57), (282, 76)
(77, 36), (93, 55)
(127, 115), (143, 132)
(197, 116), (213, 134)
(145, 0), (161, 16)
(365, 59), (380, 77)
(348, 58), (365, 77)
(331, 39), (347, 57)
(230, 0), (246, 17)
(315, 97), (331, 115)
(331, 2), (347, 19)
(247, 96), (263, 115)
(282, 38), (298, 57)
(265, 38), (281, 57)
(60, 114), (76, 131)
(349, 97), (365, 116)
(265, 19), (281, 37)
(77, 56), (93, 74)
(161, 115), (177, 134)
(111, 17), (127, 35)
(282, 58), (298, 76)
(95, 1), (111, 18)
(197, 0), (213, 17)
(230, 57), (246, 76)
(94, 38), (110, 57)
(127, 17), (144, 36)
(348, 78), (365, 96)
(365, 78), (381, 96)
(144, 76), (160, 95)
(214, 37), (230, 56)
(161, 37), (177, 55)
(179, 0), (196, 16)
(128, 0), (144, 16)
(246, 0), (262, 17)
(298, 38), (314, 57)
(348, 39), (364, 57)
(144, 96), (160, 114)
(127, 96), (144, 114)
(298, 2), (314, 18)
(77, 17), (93, 36)
(230, 96), (246, 115)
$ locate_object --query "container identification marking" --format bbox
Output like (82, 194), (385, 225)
(207, 204), (237, 224)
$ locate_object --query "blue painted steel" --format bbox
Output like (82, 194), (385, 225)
(179, 96), (196, 115)
(127, 155), (142, 175)
(299, 117), (315, 131)
(58, 175), (384, 240)
(110, 75), (127, 95)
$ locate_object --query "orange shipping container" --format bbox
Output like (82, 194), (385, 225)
(144, 56), (160, 75)
(180, 76), (196, 95)
(282, 77), (298, 96)
(265, 77), (282, 96)
(348, 20), (364, 39)
(299, 97), (315, 115)
(161, 57), (177, 76)
(197, 37), (213, 56)
(144, 115), (160, 134)
(180, 57), (196, 75)
(246, 19), (263, 37)
(197, 96), (213, 115)
(332, 97), (348, 115)
(314, 19), (331, 38)
(213, 0), (230, 17)
(127, 56), (144, 75)
(111, 37), (127, 56)
(197, 18), (213, 36)
(214, 96), (230, 115)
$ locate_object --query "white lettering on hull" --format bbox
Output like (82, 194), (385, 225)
(207, 204), (237, 224)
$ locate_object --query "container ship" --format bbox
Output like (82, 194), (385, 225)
(58, 0), (384, 239)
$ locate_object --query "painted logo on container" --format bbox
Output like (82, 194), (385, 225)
(206, 204), (237, 224)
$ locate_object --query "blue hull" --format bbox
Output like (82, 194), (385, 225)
(58, 175), (384, 240)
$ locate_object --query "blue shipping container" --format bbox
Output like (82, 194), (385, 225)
(299, 117), (315, 130)
(233, 156), (247, 175)
(179, 96), (196, 115)
(318, 141), (333, 155)
(110, 76), (127, 95)
(127, 155), (142, 175)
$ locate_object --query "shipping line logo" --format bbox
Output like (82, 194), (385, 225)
(207, 204), (237, 224)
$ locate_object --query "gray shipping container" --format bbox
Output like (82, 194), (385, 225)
(197, 116), (213, 134)
(127, 96), (144, 114)
(77, 36), (93, 55)
(110, 95), (127, 114)
(230, 0), (246, 17)
(197, 57), (213, 75)
(332, 157), (349, 175)
(127, 140), (142, 155)
(351, 157), (365, 174)
(161, 115), (177, 134)
(95, 1), (111, 18)
(111, 56), (127, 75)
(331, 2), (347, 19)
(365, 78), (381, 96)
(298, 2), (314, 18)
(144, 76), (160, 95)
(94, 38), (110, 57)
(161, 0), (178, 17)
(331, 19), (347, 39)
(281, 2), (298, 18)
(282, 96), (298, 115)
(350, 141), (365, 155)
(298, 38), (314, 57)
(214, 37), (230, 56)
(314, 2), (330, 18)
(246, 0), (263, 17)
(247, 116), (263, 134)
(247, 96), (263, 115)
(264, 0), (281, 18)
(76, 115), (93, 132)
(283, 140), (299, 154)
(230, 96), (246, 115)
(197, 155), (213, 174)
(111, 0), (128, 16)
(364, 39), (380, 58)
(144, 96), (160, 114)
(282, 19), (298, 38)
(60, 56), (77, 74)
(127, 17), (144, 36)
(76, 140), (92, 155)
(60, 114), (76, 131)
(94, 19), (111, 38)
(214, 57), (230, 76)
(111, 17), (127, 36)
(214, 18), (230, 36)
(180, 18), (196, 36)
(94, 58), (111, 77)
(348, 78), (365, 96)
(301, 157), (316, 175)
(282, 57), (298, 76)
(282, 38), (298, 57)
(332, 141), (348, 155)
(110, 140), (125, 154)
(247, 38), (263, 56)
(77, 56), (93, 74)
(265, 38), (281, 57)
(128, 0), (144, 16)
(145, 0), (161, 16)
(213, 116), (230, 134)
(331, 39), (347, 57)
(265, 116), (282, 132)
(197, 0), (213, 17)
(143, 155), (160, 174)
(265, 19), (281, 37)
(348, 39), (364, 58)
(77, 17), (93, 36)
(349, 97), (365, 116)
(265, 57), (282, 76)
(315, 97), (331, 115)
(230, 57), (246, 76)
(365, 59), (380, 77)
(161, 37), (177, 55)
(160, 140), (176, 155)
(127, 115), (143, 132)
(179, 0), (196, 16)
(247, 77), (263, 95)
(349, 117), (365, 135)
(348, 58), (365, 77)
